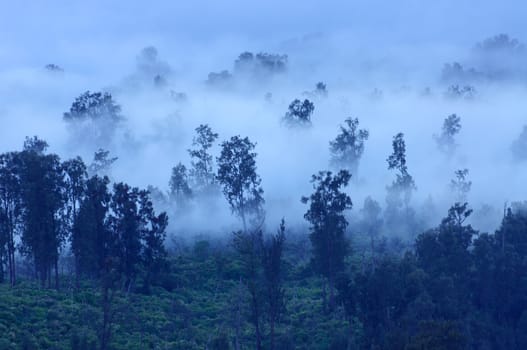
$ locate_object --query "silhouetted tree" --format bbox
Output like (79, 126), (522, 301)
(329, 118), (369, 176)
(107, 183), (143, 291)
(385, 133), (417, 237)
(188, 124), (219, 194)
(217, 136), (264, 231)
(233, 229), (264, 350)
(71, 175), (111, 280)
(18, 137), (67, 288)
(450, 169), (471, 203)
(88, 149), (117, 177)
(0, 152), (21, 286)
(139, 191), (168, 294)
(302, 170), (352, 308)
(262, 219), (286, 350)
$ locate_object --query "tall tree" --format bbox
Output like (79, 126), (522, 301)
(233, 228), (264, 350)
(18, 137), (67, 288)
(188, 124), (219, 194)
(434, 114), (461, 157)
(169, 163), (192, 206)
(302, 170), (352, 308)
(217, 136), (264, 231)
(359, 196), (383, 262)
(139, 190), (168, 294)
(0, 152), (21, 286)
(385, 133), (416, 234)
(71, 175), (111, 280)
(107, 183), (143, 291)
(262, 219), (287, 350)
(63, 157), (87, 233)
(329, 117), (369, 176)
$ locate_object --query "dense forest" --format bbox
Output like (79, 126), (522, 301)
(1, 87), (527, 349)
(3, 2), (527, 348)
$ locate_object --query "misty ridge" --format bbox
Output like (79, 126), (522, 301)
(3, 32), (527, 243)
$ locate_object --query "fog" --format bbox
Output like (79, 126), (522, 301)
(2, 1), (527, 239)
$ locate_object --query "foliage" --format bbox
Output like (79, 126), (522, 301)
(329, 118), (369, 176)
(283, 99), (315, 127)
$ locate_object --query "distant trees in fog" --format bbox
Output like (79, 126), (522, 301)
(450, 169), (472, 203)
(445, 85), (476, 100)
(63, 91), (123, 148)
(207, 51), (288, 87)
(303, 82), (328, 99)
(234, 52), (288, 77)
(386, 133), (417, 235)
(475, 33), (524, 54)
(188, 124), (219, 195)
(329, 117), (369, 177)
(434, 113), (461, 157)
(169, 163), (193, 206)
(282, 99), (315, 127)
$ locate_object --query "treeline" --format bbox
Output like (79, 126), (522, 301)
(0, 137), (167, 292)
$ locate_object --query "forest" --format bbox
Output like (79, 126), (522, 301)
(2, 2), (527, 349)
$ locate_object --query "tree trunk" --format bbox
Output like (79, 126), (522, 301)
(55, 257), (59, 290)
(270, 319), (275, 350)
(252, 292), (262, 350)
(234, 279), (242, 350)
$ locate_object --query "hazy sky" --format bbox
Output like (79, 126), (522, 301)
(1, 1), (525, 67)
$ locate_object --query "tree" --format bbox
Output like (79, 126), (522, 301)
(450, 169), (471, 203)
(88, 149), (117, 177)
(234, 51), (288, 78)
(360, 197), (383, 261)
(475, 33), (524, 54)
(63, 91), (123, 148)
(233, 229), (265, 350)
(283, 99), (315, 127)
(302, 170), (352, 308)
(63, 157), (88, 284)
(188, 124), (219, 194)
(107, 183), (143, 291)
(434, 114), (461, 157)
(217, 136), (264, 231)
(315, 82), (328, 98)
(71, 175), (111, 280)
(139, 191), (168, 294)
(415, 203), (476, 318)
(385, 133), (416, 234)
(169, 163), (192, 206)
(329, 118), (369, 176)
(18, 137), (67, 288)
(63, 157), (87, 231)
(0, 152), (22, 286)
(262, 219), (287, 350)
